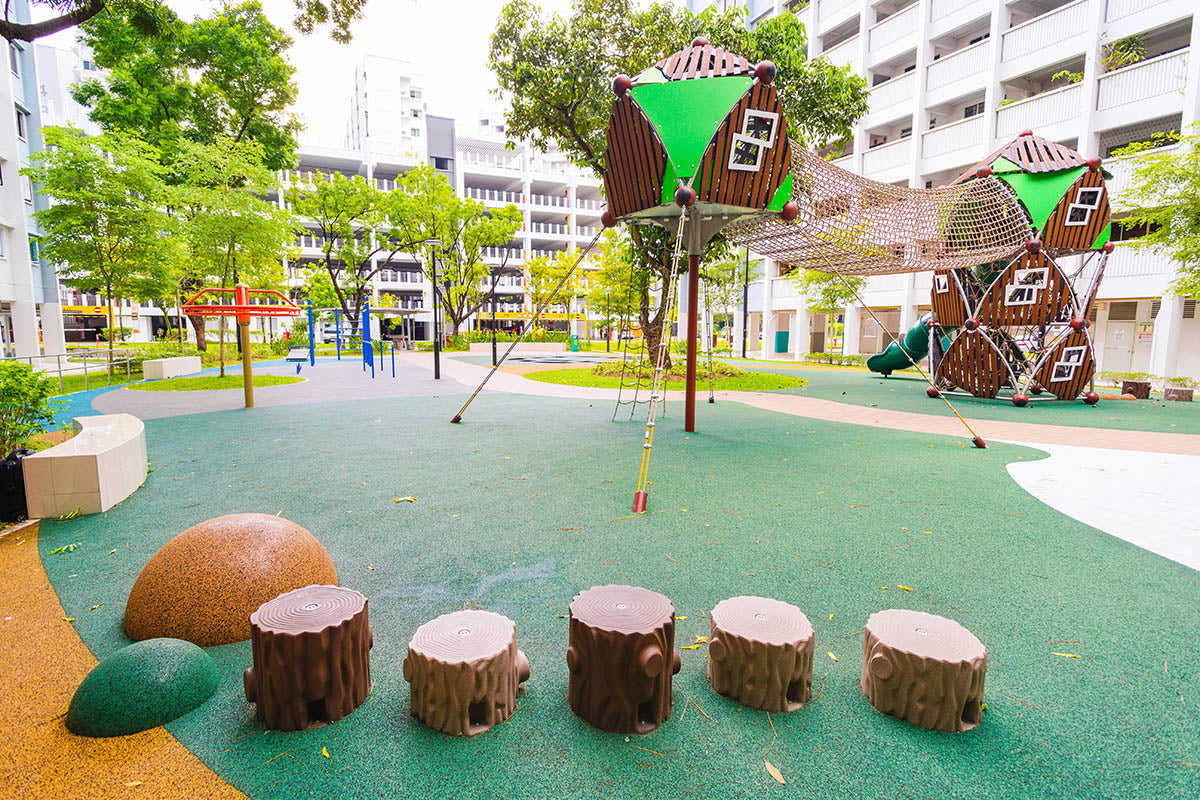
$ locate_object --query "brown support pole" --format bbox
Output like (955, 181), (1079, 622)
(685, 254), (699, 433)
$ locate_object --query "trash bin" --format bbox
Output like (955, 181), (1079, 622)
(775, 330), (789, 354)
(0, 449), (33, 523)
(570, 335), (580, 353)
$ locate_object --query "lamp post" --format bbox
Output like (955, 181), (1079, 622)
(741, 247), (750, 359)
(427, 239), (443, 380)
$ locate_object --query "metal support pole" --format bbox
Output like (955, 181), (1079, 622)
(491, 285), (498, 367)
(741, 248), (750, 359)
(234, 284), (254, 408)
(336, 310), (342, 360)
(391, 340), (396, 378)
(685, 253), (700, 433)
(308, 302), (315, 366)
(432, 248), (441, 380)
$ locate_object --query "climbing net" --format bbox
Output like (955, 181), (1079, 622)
(726, 147), (1032, 275)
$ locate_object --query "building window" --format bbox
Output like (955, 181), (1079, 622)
(964, 102), (985, 119)
(968, 33), (989, 45)
(15, 109), (27, 141)
(411, 127), (421, 137)
(21, 174), (32, 204)
(0, 229), (6, 258)
(8, 43), (19, 76)
(432, 156), (450, 170)
(29, 237), (39, 262)
(409, 89), (421, 99)
(411, 108), (420, 118)
(82, 59), (95, 71)
(899, 126), (912, 138)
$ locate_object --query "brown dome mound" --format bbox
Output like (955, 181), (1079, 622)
(124, 514), (338, 647)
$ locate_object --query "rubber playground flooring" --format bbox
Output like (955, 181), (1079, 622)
(731, 361), (1200, 434)
(30, 392), (1200, 800)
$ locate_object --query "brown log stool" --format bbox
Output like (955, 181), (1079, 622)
(1121, 380), (1151, 399)
(244, 584), (372, 731)
(567, 584), (680, 734)
(403, 610), (530, 736)
(708, 596), (814, 712)
(861, 609), (987, 732)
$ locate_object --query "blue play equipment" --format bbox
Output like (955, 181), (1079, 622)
(299, 302), (396, 379)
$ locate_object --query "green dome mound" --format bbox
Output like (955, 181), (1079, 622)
(66, 638), (219, 737)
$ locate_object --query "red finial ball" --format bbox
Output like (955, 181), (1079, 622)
(926, 386), (940, 398)
(754, 60), (777, 84)
(601, 209), (616, 228)
(1019, 129), (1033, 137)
(612, 74), (632, 97)
(964, 317), (979, 331)
(1030, 384), (1044, 395)
(1102, 241), (1115, 254)
(692, 36), (709, 47)
(976, 165), (993, 179)
(779, 200), (799, 222)
(674, 185), (696, 208)
(1026, 238), (1042, 253)
(926, 315), (938, 328)
(1068, 317), (1087, 331)
(1086, 156), (1102, 171)
(1012, 393), (1029, 408)
(1083, 391), (1100, 405)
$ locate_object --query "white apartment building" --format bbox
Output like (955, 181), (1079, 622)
(0, 0), (65, 360)
(696, 0), (1199, 379)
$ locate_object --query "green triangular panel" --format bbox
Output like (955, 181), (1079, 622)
(990, 155), (1023, 174)
(633, 66), (667, 84)
(996, 166), (1086, 231)
(631, 76), (752, 181)
(660, 160), (680, 205)
(1092, 223), (1112, 249)
(766, 171), (793, 211)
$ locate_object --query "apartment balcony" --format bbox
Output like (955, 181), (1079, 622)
(1095, 49), (1189, 132)
(1106, 0), (1171, 24)
(482, 247), (523, 263)
(459, 151), (523, 172)
(867, 4), (919, 67)
(816, 0), (859, 37)
(832, 153), (856, 173)
(575, 198), (601, 212)
(1098, 244), (1175, 299)
(921, 115), (987, 173)
(995, 83), (1082, 141)
(529, 193), (570, 209)
(820, 35), (861, 73)
(866, 72), (916, 125)
(861, 137), (912, 183)
(576, 225), (602, 239)
(925, 40), (990, 108)
(464, 187), (522, 205)
(770, 276), (801, 303)
(1000, 0), (1090, 80)
(529, 222), (569, 237)
(928, 0), (991, 37)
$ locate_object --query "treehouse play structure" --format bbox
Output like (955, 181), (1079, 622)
(454, 37), (1118, 510)
(863, 133), (1114, 407)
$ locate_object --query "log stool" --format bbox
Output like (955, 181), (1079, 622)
(567, 585), (680, 734)
(244, 584), (372, 731)
(403, 610), (530, 736)
(861, 609), (987, 732)
(708, 596), (814, 712)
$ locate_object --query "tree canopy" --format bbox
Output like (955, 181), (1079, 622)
(1113, 132), (1200, 298)
(73, 1), (300, 170)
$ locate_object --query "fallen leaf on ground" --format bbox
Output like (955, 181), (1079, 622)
(88, 603), (103, 611)
(674, 615), (687, 621)
(322, 747), (330, 758)
(897, 585), (914, 592)
(680, 644), (702, 650)
(693, 636), (709, 643)
(764, 759), (785, 785)
(63, 617), (75, 622)
(827, 651), (838, 662)
(828, 614), (833, 621)
(124, 781), (143, 788)
(1051, 652), (1081, 658)
(395, 496), (417, 503)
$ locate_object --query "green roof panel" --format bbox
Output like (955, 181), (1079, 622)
(630, 76), (752, 181)
(996, 166), (1086, 231)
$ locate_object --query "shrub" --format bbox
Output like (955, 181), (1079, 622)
(0, 361), (57, 455)
(1166, 375), (1199, 389)
(100, 326), (133, 342)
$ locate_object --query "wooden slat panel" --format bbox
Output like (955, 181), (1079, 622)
(974, 251), (1076, 327)
(931, 269), (969, 327)
(1040, 169), (1109, 252)
(1034, 329), (1094, 399)
(656, 44), (753, 80)
(693, 83), (788, 212)
(937, 329), (1007, 398)
(602, 97), (667, 218)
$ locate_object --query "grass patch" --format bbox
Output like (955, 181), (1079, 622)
(524, 366), (806, 392)
(129, 374), (304, 392)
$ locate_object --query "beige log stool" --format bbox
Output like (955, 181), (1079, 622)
(244, 585), (372, 731)
(707, 596), (814, 712)
(861, 609), (987, 732)
(567, 585), (681, 734)
(404, 610), (530, 736)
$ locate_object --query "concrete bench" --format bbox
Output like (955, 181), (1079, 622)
(143, 356), (202, 380)
(22, 414), (148, 519)
(467, 342), (565, 354)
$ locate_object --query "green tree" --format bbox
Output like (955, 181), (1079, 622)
(792, 268), (864, 353)
(1113, 131), (1200, 298)
(25, 128), (173, 373)
(286, 170), (430, 335)
(489, 0), (868, 366)
(585, 229), (640, 342)
(525, 250), (584, 326)
(1, 0), (370, 44)
(169, 138), (295, 375)
(0, 362), (56, 456)
(73, 1), (300, 171)
(389, 166), (524, 336)
(702, 249), (760, 350)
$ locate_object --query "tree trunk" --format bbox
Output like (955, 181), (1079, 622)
(567, 585), (681, 734)
(188, 315), (207, 352)
(244, 585), (373, 732)
(861, 610), (987, 732)
(404, 610), (530, 736)
(707, 596), (814, 712)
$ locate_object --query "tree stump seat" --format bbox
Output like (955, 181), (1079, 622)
(1121, 380), (1151, 399)
(244, 584), (372, 731)
(861, 609), (987, 732)
(1164, 387), (1193, 402)
(403, 610), (530, 736)
(707, 596), (814, 712)
(567, 585), (681, 734)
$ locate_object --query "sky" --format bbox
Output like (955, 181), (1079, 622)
(41, 0), (587, 146)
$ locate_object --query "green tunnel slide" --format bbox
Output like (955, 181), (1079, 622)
(866, 314), (954, 376)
